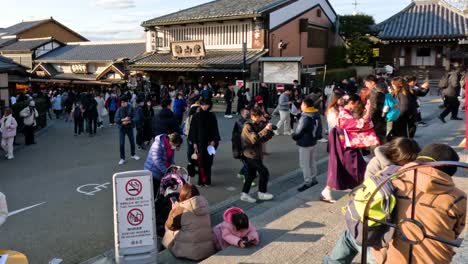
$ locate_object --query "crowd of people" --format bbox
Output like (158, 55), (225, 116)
(1, 65), (467, 263)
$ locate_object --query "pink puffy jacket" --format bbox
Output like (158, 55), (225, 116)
(212, 207), (259, 251)
(0, 115), (17, 138)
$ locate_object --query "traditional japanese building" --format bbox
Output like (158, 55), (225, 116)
(131, 0), (339, 85)
(31, 40), (145, 88)
(0, 18), (87, 70)
(374, 0), (468, 78)
(0, 18), (87, 44)
(0, 37), (63, 69)
(0, 55), (28, 107)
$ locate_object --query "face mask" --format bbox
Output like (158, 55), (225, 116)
(171, 145), (177, 150)
(147, 103), (151, 106)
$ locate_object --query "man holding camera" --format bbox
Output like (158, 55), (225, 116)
(240, 107), (275, 203)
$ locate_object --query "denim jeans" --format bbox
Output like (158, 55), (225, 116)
(119, 127), (136, 159)
(323, 230), (376, 264)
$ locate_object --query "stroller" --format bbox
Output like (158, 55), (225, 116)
(155, 165), (190, 238)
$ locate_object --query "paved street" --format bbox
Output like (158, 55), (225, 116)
(0, 95), (458, 263)
(0, 108), (328, 263)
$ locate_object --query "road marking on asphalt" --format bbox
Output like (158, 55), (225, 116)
(76, 182), (111, 196)
(8, 202), (46, 217)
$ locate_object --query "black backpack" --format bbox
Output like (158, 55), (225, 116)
(231, 120), (244, 159)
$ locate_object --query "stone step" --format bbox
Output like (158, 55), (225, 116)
(201, 176), (349, 264)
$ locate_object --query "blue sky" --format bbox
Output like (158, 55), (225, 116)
(0, 0), (415, 41)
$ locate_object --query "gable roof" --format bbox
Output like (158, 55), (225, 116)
(0, 19), (49, 36)
(142, 0), (291, 26)
(0, 37), (58, 51)
(375, 0), (468, 41)
(36, 41), (146, 63)
(0, 18), (88, 41)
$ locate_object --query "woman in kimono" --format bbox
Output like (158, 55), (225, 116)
(320, 94), (379, 203)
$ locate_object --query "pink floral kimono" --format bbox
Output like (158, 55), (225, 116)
(337, 107), (380, 148)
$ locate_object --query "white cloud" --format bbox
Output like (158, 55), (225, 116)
(93, 0), (136, 9)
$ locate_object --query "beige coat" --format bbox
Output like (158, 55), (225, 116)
(375, 166), (466, 264)
(0, 192), (7, 227)
(365, 146), (392, 178)
(162, 195), (215, 261)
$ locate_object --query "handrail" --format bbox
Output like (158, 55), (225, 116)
(361, 161), (468, 264)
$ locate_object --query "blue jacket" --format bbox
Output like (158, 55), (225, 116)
(173, 98), (187, 115)
(144, 134), (174, 181)
(115, 105), (136, 129)
(292, 111), (322, 147)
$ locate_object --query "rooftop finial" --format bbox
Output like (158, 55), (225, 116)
(352, 0), (359, 15)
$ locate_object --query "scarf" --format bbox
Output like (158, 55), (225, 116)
(303, 106), (318, 113)
(163, 135), (174, 168)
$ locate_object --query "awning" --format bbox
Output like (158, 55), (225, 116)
(130, 67), (246, 73)
(31, 78), (71, 84)
(130, 49), (268, 72)
(31, 78), (113, 85)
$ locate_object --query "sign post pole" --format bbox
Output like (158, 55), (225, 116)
(113, 170), (157, 264)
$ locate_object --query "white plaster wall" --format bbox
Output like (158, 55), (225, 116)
(269, 0), (336, 30)
(0, 73), (8, 87)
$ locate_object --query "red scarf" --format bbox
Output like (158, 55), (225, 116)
(163, 135), (173, 168)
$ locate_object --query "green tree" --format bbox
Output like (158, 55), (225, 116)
(338, 14), (376, 65)
(339, 14), (375, 39)
(346, 36), (373, 65)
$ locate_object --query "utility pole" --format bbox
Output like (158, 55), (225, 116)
(242, 42), (247, 88)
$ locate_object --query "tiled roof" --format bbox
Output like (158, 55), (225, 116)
(375, 0), (468, 40)
(258, 57), (303, 62)
(142, 0), (289, 26)
(0, 19), (48, 36)
(0, 38), (16, 48)
(131, 50), (268, 69)
(0, 38), (55, 51)
(36, 41), (146, 62)
(0, 55), (26, 72)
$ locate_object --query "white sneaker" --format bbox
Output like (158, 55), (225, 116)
(240, 193), (257, 203)
(284, 131), (292, 136)
(274, 131), (280, 136)
(131, 155), (140, 161)
(318, 138), (328, 143)
(118, 159), (126, 165)
(258, 192), (274, 201)
(7, 155), (14, 160)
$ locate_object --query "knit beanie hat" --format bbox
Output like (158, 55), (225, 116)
(417, 144), (459, 176)
(255, 96), (263, 103)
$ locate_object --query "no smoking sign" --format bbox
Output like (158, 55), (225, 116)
(125, 179), (142, 196)
(127, 208), (144, 226)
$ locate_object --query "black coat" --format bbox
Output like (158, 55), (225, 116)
(224, 89), (235, 102)
(369, 88), (387, 142)
(152, 108), (178, 137)
(188, 110), (220, 146)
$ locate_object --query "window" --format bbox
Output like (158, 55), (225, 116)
(317, 9), (322, 17)
(416, 48), (431, 57)
(307, 28), (328, 48)
(156, 37), (163, 48)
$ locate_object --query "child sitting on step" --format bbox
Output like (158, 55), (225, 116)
(212, 207), (259, 251)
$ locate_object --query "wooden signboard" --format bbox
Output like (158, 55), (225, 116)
(171, 40), (206, 59)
